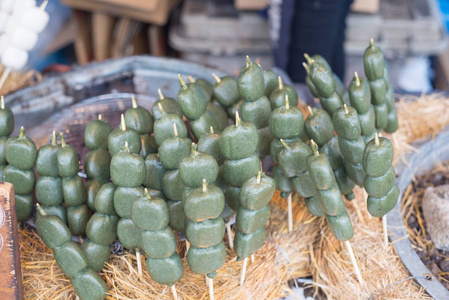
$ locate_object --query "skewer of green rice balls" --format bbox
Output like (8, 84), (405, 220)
(36, 204), (108, 300)
(84, 114), (112, 212)
(3, 126), (37, 221)
(132, 189), (183, 298)
(362, 133), (399, 246)
(111, 141), (146, 275)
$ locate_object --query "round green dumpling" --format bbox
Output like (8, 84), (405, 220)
(36, 176), (64, 206)
(269, 102), (304, 139)
(132, 195), (169, 231)
(362, 136), (394, 177)
(222, 154), (260, 187)
(184, 184), (225, 222)
(326, 210), (354, 241)
(62, 176), (86, 207)
(94, 182), (117, 215)
(117, 218), (142, 249)
(186, 217), (225, 248)
(153, 113), (188, 146)
(239, 172), (275, 210)
(177, 80), (207, 120)
(84, 148), (111, 180)
(57, 143), (80, 178)
(142, 226), (177, 259)
(113, 186), (144, 218)
(213, 75), (240, 107)
(219, 119), (258, 160)
(84, 118), (112, 150)
(146, 253), (184, 285)
(67, 204), (90, 236)
(36, 213), (72, 250)
(72, 268), (108, 300)
(86, 213), (119, 245)
(237, 57), (265, 102)
(111, 150), (146, 188)
(332, 105), (361, 141)
(143, 154), (166, 191)
(3, 165), (35, 194)
(179, 147), (219, 188)
(5, 128), (37, 170)
(158, 137), (192, 170)
(187, 242), (226, 275)
(54, 241), (88, 278)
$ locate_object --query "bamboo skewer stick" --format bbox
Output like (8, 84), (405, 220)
(171, 285), (178, 300)
(185, 241), (190, 258)
(382, 216), (389, 247)
(344, 241), (363, 285)
(226, 222), (234, 249)
(207, 276), (214, 300)
(240, 257), (248, 284)
(136, 249), (142, 277)
(287, 194), (293, 232)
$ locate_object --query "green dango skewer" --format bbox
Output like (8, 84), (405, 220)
(238, 57), (273, 159)
(307, 140), (363, 284)
(332, 104), (366, 188)
(125, 95), (156, 158)
(180, 145), (226, 290)
(112, 141), (146, 275)
(82, 182), (119, 272)
(178, 74), (218, 139)
(349, 72), (376, 143)
(304, 54), (349, 105)
(160, 123), (192, 233)
(35, 130), (67, 222)
(235, 170), (275, 284)
(108, 114), (141, 156)
(35, 203), (108, 300)
(303, 55), (343, 116)
(0, 96), (14, 180)
(132, 189), (183, 297)
(383, 61), (399, 134)
(3, 126), (37, 221)
(269, 76), (299, 110)
(152, 89), (182, 121)
(197, 127), (235, 248)
(212, 73), (240, 108)
(58, 133), (89, 236)
(363, 39), (388, 130)
(268, 95), (305, 231)
(362, 133), (399, 246)
(189, 76), (229, 132)
(304, 106), (356, 202)
(84, 114), (112, 212)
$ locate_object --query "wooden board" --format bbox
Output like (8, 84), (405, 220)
(0, 183), (23, 300)
(62, 0), (181, 25)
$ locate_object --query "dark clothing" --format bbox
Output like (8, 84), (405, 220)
(270, 0), (353, 83)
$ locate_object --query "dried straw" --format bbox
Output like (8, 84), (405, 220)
(20, 93), (449, 299)
(0, 64), (42, 95)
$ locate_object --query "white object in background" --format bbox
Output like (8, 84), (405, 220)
(1, 0), (15, 13)
(397, 56), (433, 93)
(10, 28), (38, 51)
(0, 34), (11, 56)
(5, 17), (20, 34)
(12, 0), (36, 18)
(2, 46), (29, 69)
(0, 11), (9, 33)
(20, 6), (49, 33)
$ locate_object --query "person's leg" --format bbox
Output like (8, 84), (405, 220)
(331, 0), (353, 80)
(269, 0), (296, 71)
(286, 0), (352, 83)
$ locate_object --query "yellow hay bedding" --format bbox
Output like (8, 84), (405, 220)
(20, 94), (449, 299)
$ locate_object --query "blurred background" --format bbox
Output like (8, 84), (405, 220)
(1, 0), (449, 98)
